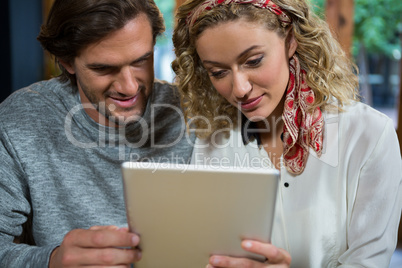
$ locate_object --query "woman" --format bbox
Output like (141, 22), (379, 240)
(172, 0), (402, 267)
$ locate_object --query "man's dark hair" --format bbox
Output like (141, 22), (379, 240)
(37, 0), (165, 86)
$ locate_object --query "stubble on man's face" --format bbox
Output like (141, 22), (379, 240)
(67, 15), (156, 128)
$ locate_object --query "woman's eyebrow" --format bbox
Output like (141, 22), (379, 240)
(202, 45), (262, 65)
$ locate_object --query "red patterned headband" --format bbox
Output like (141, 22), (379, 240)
(186, 0), (292, 27)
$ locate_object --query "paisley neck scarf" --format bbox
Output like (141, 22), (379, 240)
(282, 55), (324, 174)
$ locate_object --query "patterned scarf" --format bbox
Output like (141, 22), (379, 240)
(186, 0), (292, 27)
(282, 55), (324, 174)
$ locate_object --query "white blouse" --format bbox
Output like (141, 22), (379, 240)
(191, 102), (402, 267)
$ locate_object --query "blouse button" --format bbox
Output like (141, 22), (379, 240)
(284, 182), (290, 188)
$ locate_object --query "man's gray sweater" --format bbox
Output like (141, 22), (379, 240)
(0, 79), (194, 267)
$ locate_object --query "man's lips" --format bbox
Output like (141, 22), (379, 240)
(240, 95), (264, 110)
(109, 95), (139, 109)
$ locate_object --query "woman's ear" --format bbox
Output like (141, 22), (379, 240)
(58, 59), (75, 74)
(287, 31), (298, 59)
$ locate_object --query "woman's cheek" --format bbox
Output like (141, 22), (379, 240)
(213, 82), (232, 101)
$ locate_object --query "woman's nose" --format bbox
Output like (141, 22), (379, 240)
(232, 71), (252, 99)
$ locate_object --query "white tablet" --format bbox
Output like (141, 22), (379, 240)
(121, 162), (279, 268)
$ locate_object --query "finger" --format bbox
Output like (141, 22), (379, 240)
(89, 225), (120, 231)
(61, 247), (141, 266)
(81, 266), (130, 268)
(242, 240), (291, 264)
(209, 255), (259, 268)
(118, 227), (130, 233)
(63, 228), (140, 248)
(90, 225), (131, 234)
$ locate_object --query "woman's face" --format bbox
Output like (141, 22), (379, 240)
(195, 19), (297, 122)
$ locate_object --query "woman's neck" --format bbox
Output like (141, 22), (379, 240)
(255, 92), (286, 170)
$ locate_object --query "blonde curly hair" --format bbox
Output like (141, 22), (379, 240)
(172, 0), (359, 139)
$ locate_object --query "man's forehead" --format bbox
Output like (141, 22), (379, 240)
(78, 15), (154, 64)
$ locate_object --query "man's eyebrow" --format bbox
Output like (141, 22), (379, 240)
(86, 51), (154, 69)
(202, 45), (261, 65)
(132, 51), (153, 64)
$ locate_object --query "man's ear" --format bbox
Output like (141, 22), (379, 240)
(58, 59), (75, 74)
(287, 31), (298, 59)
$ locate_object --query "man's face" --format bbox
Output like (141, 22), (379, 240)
(62, 14), (155, 127)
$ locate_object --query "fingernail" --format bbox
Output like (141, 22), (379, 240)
(205, 265), (213, 268)
(131, 235), (139, 245)
(244, 241), (253, 249)
(211, 257), (220, 266)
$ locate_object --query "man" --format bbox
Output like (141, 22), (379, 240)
(0, 0), (194, 267)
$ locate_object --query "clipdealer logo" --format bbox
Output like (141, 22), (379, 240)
(64, 101), (340, 167)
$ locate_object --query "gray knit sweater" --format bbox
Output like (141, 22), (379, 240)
(0, 79), (194, 267)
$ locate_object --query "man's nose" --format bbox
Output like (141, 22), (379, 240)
(115, 66), (139, 95)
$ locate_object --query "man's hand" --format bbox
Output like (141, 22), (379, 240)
(49, 225), (141, 268)
(206, 240), (291, 268)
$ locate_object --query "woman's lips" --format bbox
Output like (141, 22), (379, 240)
(109, 95), (139, 109)
(240, 95), (264, 110)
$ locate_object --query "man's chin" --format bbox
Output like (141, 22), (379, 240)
(106, 112), (145, 126)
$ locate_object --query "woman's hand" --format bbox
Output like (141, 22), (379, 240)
(206, 240), (291, 268)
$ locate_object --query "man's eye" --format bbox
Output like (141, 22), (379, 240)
(92, 67), (109, 72)
(92, 67), (117, 75)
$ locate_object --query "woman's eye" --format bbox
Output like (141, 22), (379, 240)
(210, 70), (227, 78)
(246, 56), (263, 67)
